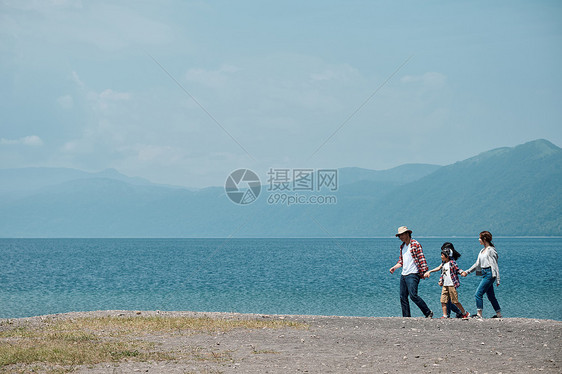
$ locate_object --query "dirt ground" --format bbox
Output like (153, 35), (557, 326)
(2, 310), (561, 373)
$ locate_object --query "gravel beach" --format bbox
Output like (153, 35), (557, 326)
(1, 310), (560, 373)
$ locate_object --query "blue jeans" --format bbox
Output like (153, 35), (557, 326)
(475, 268), (501, 312)
(400, 273), (431, 317)
(447, 301), (463, 318)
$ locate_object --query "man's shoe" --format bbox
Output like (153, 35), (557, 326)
(426, 311), (433, 318)
(461, 312), (470, 319)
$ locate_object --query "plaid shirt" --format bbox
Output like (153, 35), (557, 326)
(398, 238), (428, 277)
(439, 259), (461, 288)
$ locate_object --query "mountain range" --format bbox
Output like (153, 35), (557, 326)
(0, 139), (560, 237)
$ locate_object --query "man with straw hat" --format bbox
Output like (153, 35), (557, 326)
(389, 226), (433, 318)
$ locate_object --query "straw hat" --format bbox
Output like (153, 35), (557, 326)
(395, 226), (412, 237)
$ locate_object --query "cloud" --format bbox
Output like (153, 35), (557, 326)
(401, 72), (446, 88)
(185, 65), (240, 87)
(71, 71), (130, 103)
(99, 89), (130, 101)
(0, 135), (44, 146)
(57, 95), (74, 109)
(135, 144), (183, 163)
(1, 0), (83, 12)
(71, 71), (85, 88)
(310, 64), (358, 82)
(1, 1), (174, 53)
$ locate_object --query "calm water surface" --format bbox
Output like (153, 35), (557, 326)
(0, 238), (559, 320)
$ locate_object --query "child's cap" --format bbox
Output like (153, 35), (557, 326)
(441, 248), (453, 258)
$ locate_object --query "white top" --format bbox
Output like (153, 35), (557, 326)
(478, 248), (492, 268)
(466, 246), (500, 285)
(442, 262), (454, 286)
(401, 243), (418, 275)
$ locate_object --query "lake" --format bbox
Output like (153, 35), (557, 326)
(0, 237), (559, 320)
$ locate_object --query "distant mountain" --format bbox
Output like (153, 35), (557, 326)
(338, 164), (441, 186)
(0, 167), (166, 195)
(339, 139), (562, 236)
(0, 139), (560, 237)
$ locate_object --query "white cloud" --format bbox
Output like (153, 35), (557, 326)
(26, 136), (43, 146)
(0, 135), (44, 146)
(71, 71), (85, 88)
(1, 0), (83, 12)
(310, 64), (358, 82)
(401, 72), (446, 88)
(57, 94), (74, 109)
(136, 144), (182, 163)
(99, 89), (130, 101)
(1, 1), (173, 52)
(71, 72), (130, 103)
(185, 65), (240, 87)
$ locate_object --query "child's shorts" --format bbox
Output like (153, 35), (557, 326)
(440, 286), (459, 304)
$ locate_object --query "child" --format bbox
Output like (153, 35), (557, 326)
(425, 243), (470, 319)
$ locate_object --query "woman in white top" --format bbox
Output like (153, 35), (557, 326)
(461, 231), (502, 319)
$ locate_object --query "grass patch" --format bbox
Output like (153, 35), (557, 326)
(0, 315), (307, 372)
(41, 315), (306, 336)
(0, 328), (169, 367)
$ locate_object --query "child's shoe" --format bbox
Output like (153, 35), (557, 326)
(440, 316), (448, 319)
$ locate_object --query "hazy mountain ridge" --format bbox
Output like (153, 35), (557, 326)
(0, 139), (560, 237)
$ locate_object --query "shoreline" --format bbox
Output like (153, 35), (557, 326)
(1, 310), (560, 373)
(3, 309), (561, 323)
(2, 309), (562, 323)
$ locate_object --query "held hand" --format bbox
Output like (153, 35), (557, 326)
(423, 272), (430, 279)
(461, 271), (467, 277)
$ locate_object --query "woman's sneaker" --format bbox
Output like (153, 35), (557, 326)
(461, 312), (470, 319)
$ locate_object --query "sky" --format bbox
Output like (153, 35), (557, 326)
(1, 0), (561, 188)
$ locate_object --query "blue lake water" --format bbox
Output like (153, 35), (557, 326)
(0, 238), (559, 320)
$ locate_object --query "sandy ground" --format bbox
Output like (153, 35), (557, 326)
(2, 310), (561, 373)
